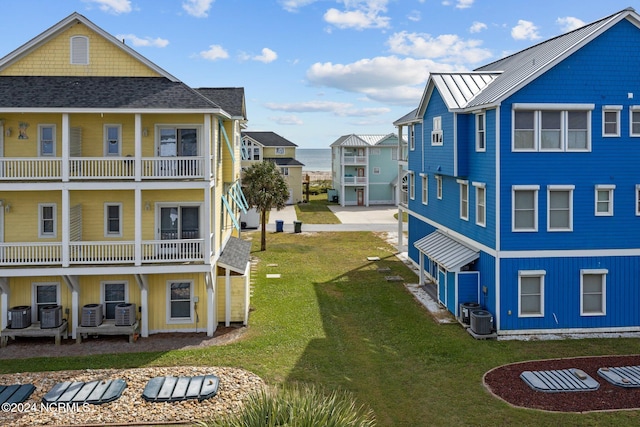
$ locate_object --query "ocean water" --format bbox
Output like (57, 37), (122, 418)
(297, 148), (331, 172)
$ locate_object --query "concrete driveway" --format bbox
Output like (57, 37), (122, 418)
(328, 205), (399, 224)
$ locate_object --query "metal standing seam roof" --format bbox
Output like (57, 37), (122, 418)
(330, 134), (390, 147)
(413, 230), (479, 271)
(430, 72), (501, 110)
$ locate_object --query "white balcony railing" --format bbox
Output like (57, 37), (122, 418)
(0, 158), (62, 180)
(0, 157), (205, 180)
(0, 240), (205, 266)
(0, 242), (62, 266)
(400, 190), (408, 206)
(342, 155), (367, 165)
(343, 176), (368, 185)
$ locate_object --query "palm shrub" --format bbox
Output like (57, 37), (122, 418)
(200, 383), (376, 427)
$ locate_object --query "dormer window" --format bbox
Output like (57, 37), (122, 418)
(70, 36), (89, 65)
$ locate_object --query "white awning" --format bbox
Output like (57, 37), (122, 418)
(414, 230), (479, 271)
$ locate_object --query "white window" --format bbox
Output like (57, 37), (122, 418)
(636, 185), (640, 216)
(630, 107), (640, 137)
(104, 125), (121, 156)
(476, 112), (485, 151)
(513, 105), (592, 152)
(409, 125), (415, 151)
(371, 148), (381, 155)
(102, 282), (128, 320)
(167, 281), (193, 322)
(32, 283), (60, 322)
(409, 171), (415, 200)
(474, 182), (486, 227)
(373, 167), (380, 174)
(105, 203), (122, 237)
(38, 125), (56, 157)
(435, 175), (443, 200)
(547, 186), (573, 231)
(518, 271), (545, 317)
(39, 203), (57, 238)
(431, 116), (443, 145)
(595, 185), (615, 216)
(275, 147), (285, 155)
(581, 270), (607, 316)
(281, 167), (289, 176)
(602, 106), (621, 137)
(70, 36), (89, 65)
(421, 174), (428, 205)
(458, 180), (469, 220)
(512, 186), (538, 231)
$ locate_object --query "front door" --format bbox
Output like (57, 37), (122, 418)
(357, 189), (364, 206)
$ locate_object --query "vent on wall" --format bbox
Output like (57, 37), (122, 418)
(81, 304), (103, 327)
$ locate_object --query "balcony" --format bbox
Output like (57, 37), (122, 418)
(342, 155), (367, 165)
(0, 157), (206, 181)
(400, 189), (408, 206)
(343, 175), (368, 185)
(0, 239), (205, 266)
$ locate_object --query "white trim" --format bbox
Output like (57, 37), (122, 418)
(104, 202), (123, 237)
(421, 175), (428, 205)
(38, 203), (57, 238)
(431, 116), (443, 146)
(518, 270), (545, 318)
(166, 280), (194, 324)
(512, 186), (538, 232)
(602, 106), (622, 137)
(636, 184), (640, 216)
(408, 171), (415, 200)
(38, 124), (56, 157)
(546, 185), (574, 232)
(475, 184), (486, 227)
(31, 282), (60, 322)
(513, 103), (595, 110)
(580, 269), (607, 316)
(458, 180), (469, 221)
(475, 111), (486, 152)
(70, 35), (89, 65)
(594, 185), (615, 216)
(104, 124), (122, 156)
(101, 280), (129, 320)
(435, 175), (442, 200)
(630, 107), (640, 137)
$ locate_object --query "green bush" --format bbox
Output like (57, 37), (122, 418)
(199, 383), (376, 427)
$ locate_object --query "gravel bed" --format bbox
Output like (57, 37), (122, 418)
(0, 366), (265, 426)
(484, 354), (640, 412)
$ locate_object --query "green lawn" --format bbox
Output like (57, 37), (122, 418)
(294, 194), (341, 224)
(3, 231), (640, 426)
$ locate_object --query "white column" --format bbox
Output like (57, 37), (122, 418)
(62, 188), (70, 267)
(225, 269), (231, 327)
(206, 270), (216, 337)
(61, 114), (70, 181)
(135, 188), (142, 266)
(71, 289), (79, 340)
(419, 252), (425, 286)
(0, 278), (9, 330)
(203, 114), (212, 179)
(134, 114), (142, 181)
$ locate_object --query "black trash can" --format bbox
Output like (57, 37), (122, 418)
(275, 220), (284, 232)
(294, 220), (302, 233)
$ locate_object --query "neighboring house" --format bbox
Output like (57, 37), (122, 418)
(395, 7), (640, 337)
(0, 13), (252, 340)
(331, 134), (401, 206)
(241, 131), (304, 205)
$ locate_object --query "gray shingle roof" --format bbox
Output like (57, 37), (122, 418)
(242, 131), (297, 147)
(218, 237), (252, 274)
(265, 157), (305, 167)
(196, 87), (246, 118)
(0, 76), (219, 109)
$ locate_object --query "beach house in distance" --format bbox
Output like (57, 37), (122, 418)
(0, 12), (252, 342)
(330, 134), (402, 206)
(395, 7), (640, 338)
(241, 131), (304, 205)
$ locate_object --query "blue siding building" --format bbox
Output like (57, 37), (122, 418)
(395, 8), (640, 337)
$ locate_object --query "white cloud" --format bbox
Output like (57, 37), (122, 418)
(265, 100), (390, 117)
(269, 115), (304, 125)
(469, 21), (487, 33)
(511, 20), (541, 40)
(116, 34), (169, 48)
(279, 0), (318, 12)
(387, 31), (492, 65)
(455, 0), (474, 9)
(199, 44), (229, 61)
(557, 16), (585, 32)
(323, 0), (391, 30)
(85, 0), (132, 14)
(407, 10), (421, 22)
(182, 0), (214, 18)
(253, 48), (278, 63)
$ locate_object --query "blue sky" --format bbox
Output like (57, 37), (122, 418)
(0, 1), (636, 148)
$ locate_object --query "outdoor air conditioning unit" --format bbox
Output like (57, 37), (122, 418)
(81, 304), (103, 327)
(470, 309), (493, 335)
(115, 303), (136, 326)
(40, 305), (62, 329)
(8, 306), (31, 329)
(459, 302), (480, 325)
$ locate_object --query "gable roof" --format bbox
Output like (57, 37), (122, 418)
(196, 88), (247, 119)
(330, 133), (399, 147)
(0, 12), (178, 81)
(412, 7), (640, 114)
(242, 131), (297, 147)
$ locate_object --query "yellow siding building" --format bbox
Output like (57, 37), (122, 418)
(0, 13), (251, 340)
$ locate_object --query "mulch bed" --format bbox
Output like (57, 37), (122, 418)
(484, 354), (640, 412)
